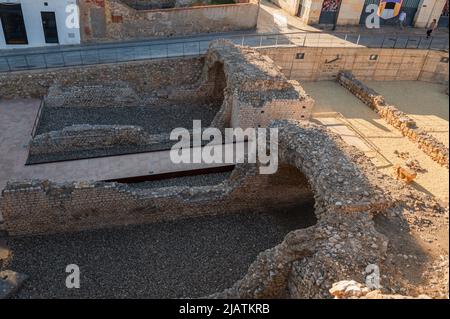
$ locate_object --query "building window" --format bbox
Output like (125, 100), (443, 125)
(0, 3), (28, 45)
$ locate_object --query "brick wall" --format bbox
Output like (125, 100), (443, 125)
(29, 125), (159, 157)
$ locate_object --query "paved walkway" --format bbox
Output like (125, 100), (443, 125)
(0, 1), (447, 72)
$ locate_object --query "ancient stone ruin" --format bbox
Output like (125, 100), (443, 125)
(0, 41), (448, 299)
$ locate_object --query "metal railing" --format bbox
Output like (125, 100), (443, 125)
(31, 98), (45, 137)
(1, 31), (448, 72)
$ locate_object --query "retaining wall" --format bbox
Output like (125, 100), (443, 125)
(258, 47), (449, 83)
(0, 57), (204, 99)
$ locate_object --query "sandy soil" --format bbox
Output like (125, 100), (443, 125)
(303, 81), (449, 203)
(367, 81), (449, 148)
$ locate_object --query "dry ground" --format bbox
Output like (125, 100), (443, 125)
(303, 80), (449, 298)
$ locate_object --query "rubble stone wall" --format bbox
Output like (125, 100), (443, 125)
(0, 57), (204, 99)
(0, 163), (314, 236)
(337, 71), (449, 168)
(29, 125), (159, 156)
(210, 120), (446, 299)
(202, 41), (314, 128)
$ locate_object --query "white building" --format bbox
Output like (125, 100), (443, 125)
(0, 0), (80, 49)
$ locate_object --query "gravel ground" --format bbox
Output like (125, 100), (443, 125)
(28, 102), (221, 164)
(1, 203), (316, 299)
(35, 103), (221, 136)
(126, 171), (232, 189)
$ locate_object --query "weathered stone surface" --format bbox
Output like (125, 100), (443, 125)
(329, 280), (432, 299)
(203, 40), (314, 128)
(210, 120), (447, 299)
(0, 270), (28, 299)
(29, 125), (159, 157)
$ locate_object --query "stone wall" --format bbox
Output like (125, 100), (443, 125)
(80, 0), (258, 42)
(210, 120), (446, 299)
(337, 71), (449, 168)
(0, 163), (314, 236)
(419, 49), (450, 83)
(0, 57), (204, 99)
(258, 47), (450, 83)
(29, 125), (158, 157)
(269, 0), (301, 15)
(2, 120), (446, 299)
(203, 41), (314, 128)
(297, 0), (324, 24)
(336, 0), (364, 25)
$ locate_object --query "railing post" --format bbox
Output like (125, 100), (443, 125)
(43, 54), (48, 69)
(5, 57), (12, 72)
(275, 34), (278, 46)
(241, 36), (245, 46)
(356, 34), (361, 45)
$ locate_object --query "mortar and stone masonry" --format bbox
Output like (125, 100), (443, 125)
(26, 40), (314, 160)
(0, 41), (447, 299)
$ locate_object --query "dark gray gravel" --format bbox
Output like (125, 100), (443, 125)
(35, 103), (221, 136)
(127, 171), (232, 189)
(28, 102), (221, 164)
(2, 203), (316, 299)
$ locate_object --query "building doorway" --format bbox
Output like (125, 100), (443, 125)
(438, 0), (449, 28)
(0, 3), (28, 45)
(41, 11), (59, 44)
(319, 0), (341, 25)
